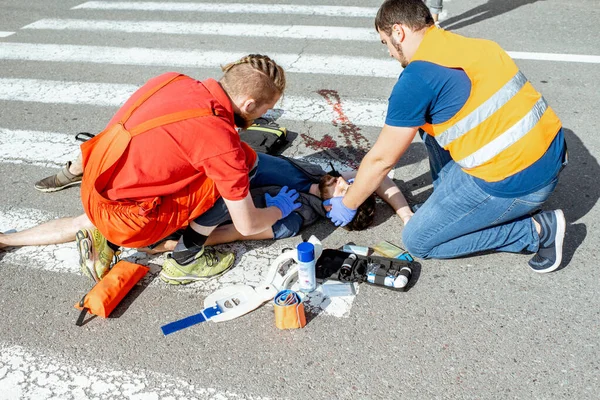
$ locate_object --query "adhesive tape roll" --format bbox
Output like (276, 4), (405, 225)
(273, 290), (306, 329)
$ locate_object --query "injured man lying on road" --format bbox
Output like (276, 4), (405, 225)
(0, 153), (413, 284)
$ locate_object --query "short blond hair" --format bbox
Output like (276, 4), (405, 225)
(220, 54), (286, 106)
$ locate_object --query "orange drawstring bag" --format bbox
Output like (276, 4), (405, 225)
(75, 261), (149, 325)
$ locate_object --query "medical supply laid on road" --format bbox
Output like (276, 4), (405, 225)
(161, 305), (224, 335)
(297, 241), (317, 293)
(321, 282), (356, 297)
(339, 254), (358, 282)
(75, 261), (149, 325)
(273, 289), (306, 329)
(366, 263), (411, 289)
(373, 240), (414, 261)
(160, 237), (323, 333)
(316, 249), (417, 292)
(342, 244), (370, 256)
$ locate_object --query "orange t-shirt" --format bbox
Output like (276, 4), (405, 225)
(103, 75), (257, 202)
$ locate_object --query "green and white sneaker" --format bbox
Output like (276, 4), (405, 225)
(160, 247), (235, 285)
(76, 228), (119, 282)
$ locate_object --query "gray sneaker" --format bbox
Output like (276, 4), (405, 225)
(34, 161), (83, 192)
(529, 210), (566, 273)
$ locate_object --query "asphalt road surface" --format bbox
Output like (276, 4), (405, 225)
(1, 0), (599, 399)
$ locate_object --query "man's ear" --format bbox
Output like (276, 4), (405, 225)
(241, 98), (257, 114)
(392, 23), (405, 42)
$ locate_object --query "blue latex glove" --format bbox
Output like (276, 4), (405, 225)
(323, 196), (357, 227)
(265, 186), (301, 219)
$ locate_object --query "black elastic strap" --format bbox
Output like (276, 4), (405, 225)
(328, 162), (341, 177)
(107, 240), (120, 252)
(76, 308), (89, 326)
(76, 295), (88, 326)
(374, 274), (386, 286)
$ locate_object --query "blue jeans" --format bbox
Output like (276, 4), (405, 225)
(194, 153), (307, 239)
(402, 134), (558, 259)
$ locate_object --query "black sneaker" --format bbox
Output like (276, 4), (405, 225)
(529, 210), (566, 273)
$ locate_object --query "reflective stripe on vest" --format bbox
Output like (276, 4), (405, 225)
(410, 27), (561, 181)
(457, 96), (548, 169)
(436, 71), (527, 148)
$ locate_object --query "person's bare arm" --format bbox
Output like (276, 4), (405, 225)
(223, 194), (283, 236)
(342, 125), (418, 213)
(341, 170), (413, 225)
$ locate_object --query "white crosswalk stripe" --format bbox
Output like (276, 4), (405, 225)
(0, 128), (77, 168)
(0, 344), (272, 399)
(0, 78), (388, 127)
(0, 204), (358, 316)
(23, 19), (379, 41)
(0, 43), (401, 78)
(72, 1), (379, 18)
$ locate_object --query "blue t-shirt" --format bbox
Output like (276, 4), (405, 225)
(385, 61), (565, 197)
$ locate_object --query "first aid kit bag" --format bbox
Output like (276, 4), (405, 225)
(75, 260), (149, 325)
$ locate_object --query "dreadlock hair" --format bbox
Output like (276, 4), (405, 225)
(318, 174), (377, 231)
(375, 0), (434, 35)
(220, 54), (286, 107)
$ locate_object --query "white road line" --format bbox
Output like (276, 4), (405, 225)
(0, 43), (401, 78)
(73, 1), (378, 18)
(507, 51), (600, 64)
(0, 128), (357, 173)
(0, 31), (15, 38)
(0, 78), (388, 127)
(0, 128), (78, 167)
(23, 19), (379, 42)
(0, 344), (271, 399)
(5, 40), (598, 68)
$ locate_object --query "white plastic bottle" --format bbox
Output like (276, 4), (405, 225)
(297, 242), (317, 293)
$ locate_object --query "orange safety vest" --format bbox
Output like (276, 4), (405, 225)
(412, 27), (562, 182)
(80, 73), (221, 248)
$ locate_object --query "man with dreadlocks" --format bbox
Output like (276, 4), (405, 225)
(76, 54), (297, 283)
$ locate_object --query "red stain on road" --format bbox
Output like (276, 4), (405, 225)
(301, 133), (338, 150)
(299, 89), (371, 168)
(317, 89), (370, 151)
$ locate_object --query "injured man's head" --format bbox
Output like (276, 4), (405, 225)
(318, 174), (376, 231)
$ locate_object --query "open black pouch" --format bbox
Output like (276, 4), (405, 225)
(316, 249), (419, 292)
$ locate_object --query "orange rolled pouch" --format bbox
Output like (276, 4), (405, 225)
(74, 261), (149, 325)
(273, 290), (306, 330)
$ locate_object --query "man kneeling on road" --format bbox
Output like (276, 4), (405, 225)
(77, 54), (301, 283)
(326, 0), (568, 273)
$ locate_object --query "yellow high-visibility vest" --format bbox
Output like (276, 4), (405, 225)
(412, 27), (562, 182)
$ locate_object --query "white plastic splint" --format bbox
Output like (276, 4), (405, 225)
(203, 236), (323, 322)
